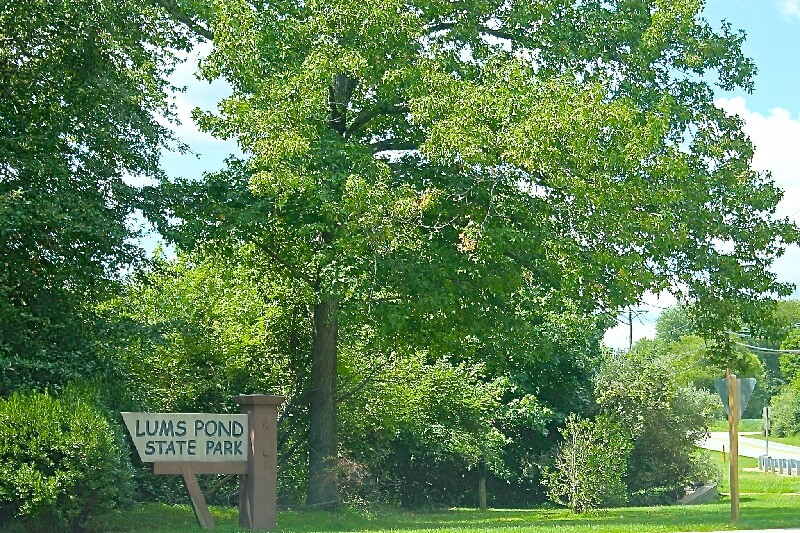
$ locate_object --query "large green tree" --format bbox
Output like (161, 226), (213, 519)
(154, 0), (797, 505)
(0, 0), (190, 391)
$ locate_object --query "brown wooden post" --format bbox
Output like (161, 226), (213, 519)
(727, 370), (740, 523)
(180, 464), (215, 529)
(235, 394), (284, 531)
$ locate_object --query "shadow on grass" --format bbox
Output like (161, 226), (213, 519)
(87, 494), (800, 533)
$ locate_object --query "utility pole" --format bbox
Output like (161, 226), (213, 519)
(628, 308), (633, 350)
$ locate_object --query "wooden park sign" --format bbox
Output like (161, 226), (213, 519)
(122, 394), (284, 530)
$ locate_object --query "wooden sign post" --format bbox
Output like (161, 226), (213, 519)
(713, 372), (757, 524)
(122, 394), (284, 531)
(235, 394), (284, 530)
(727, 371), (740, 523)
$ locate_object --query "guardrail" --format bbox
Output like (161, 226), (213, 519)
(758, 454), (800, 475)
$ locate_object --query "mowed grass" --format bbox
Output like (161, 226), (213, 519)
(87, 452), (800, 533)
(90, 498), (800, 533)
(719, 455), (800, 494)
(709, 419), (763, 433)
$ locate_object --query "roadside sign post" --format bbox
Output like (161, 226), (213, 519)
(713, 372), (757, 524)
(122, 394), (284, 530)
(764, 405), (771, 458)
(235, 394), (284, 530)
(727, 371), (740, 523)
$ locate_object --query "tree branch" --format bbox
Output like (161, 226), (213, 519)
(336, 358), (390, 404)
(479, 26), (519, 42)
(154, 0), (214, 41)
(279, 437), (305, 466)
(425, 22), (456, 34)
(328, 74), (357, 135)
(424, 21), (520, 43)
(256, 241), (318, 290)
(345, 103), (409, 138)
(370, 138), (418, 154)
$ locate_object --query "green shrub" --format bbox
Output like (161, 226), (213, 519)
(338, 355), (509, 508)
(595, 349), (718, 505)
(769, 387), (800, 437)
(0, 390), (133, 532)
(542, 414), (632, 513)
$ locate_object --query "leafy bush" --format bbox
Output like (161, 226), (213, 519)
(98, 251), (299, 415)
(338, 354), (509, 507)
(0, 390), (133, 532)
(542, 414), (631, 513)
(595, 348), (718, 505)
(769, 387), (800, 437)
(0, 291), (121, 397)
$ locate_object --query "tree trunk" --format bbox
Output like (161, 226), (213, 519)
(307, 298), (339, 507)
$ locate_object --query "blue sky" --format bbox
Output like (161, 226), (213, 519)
(156, 2), (800, 349)
(705, 0), (800, 115)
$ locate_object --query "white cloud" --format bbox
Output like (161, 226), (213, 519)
(157, 43), (241, 182)
(160, 43), (238, 148)
(780, 0), (800, 19)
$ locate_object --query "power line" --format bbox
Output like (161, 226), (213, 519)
(727, 330), (800, 354)
(732, 340), (800, 354)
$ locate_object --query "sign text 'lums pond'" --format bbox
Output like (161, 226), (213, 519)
(121, 412), (248, 463)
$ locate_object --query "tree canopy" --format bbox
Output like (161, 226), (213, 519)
(0, 0), (190, 391)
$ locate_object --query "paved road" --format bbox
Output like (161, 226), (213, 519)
(698, 432), (800, 460)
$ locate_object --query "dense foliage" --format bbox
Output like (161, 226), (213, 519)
(102, 249), (602, 506)
(0, 2), (194, 525)
(595, 348), (719, 505)
(542, 333), (720, 512)
(99, 250), (295, 414)
(768, 317), (800, 436)
(3, 0), (799, 519)
(0, 0), (189, 394)
(645, 300), (800, 420)
(0, 390), (133, 532)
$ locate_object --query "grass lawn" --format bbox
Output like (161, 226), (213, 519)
(739, 432), (800, 447)
(89, 498), (800, 533)
(709, 419), (763, 433)
(85, 453), (800, 533)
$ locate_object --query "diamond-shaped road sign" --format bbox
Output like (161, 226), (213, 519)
(714, 377), (757, 419)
